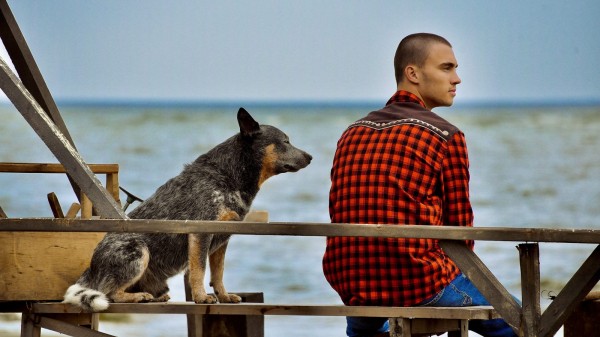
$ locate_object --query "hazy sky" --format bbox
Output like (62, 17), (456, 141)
(2, 0), (599, 104)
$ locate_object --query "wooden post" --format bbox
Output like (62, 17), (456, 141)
(184, 272), (203, 337)
(183, 284), (265, 337)
(106, 172), (121, 205)
(184, 211), (268, 337)
(389, 318), (411, 337)
(20, 313), (41, 337)
(81, 194), (93, 219)
(519, 243), (541, 337)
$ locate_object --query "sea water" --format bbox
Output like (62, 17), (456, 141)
(1, 102), (599, 336)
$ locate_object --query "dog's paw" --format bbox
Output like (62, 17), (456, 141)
(194, 293), (218, 304)
(151, 293), (171, 302)
(218, 293), (242, 303)
(134, 292), (155, 303)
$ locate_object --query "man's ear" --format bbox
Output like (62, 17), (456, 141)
(404, 65), (420, 84)
(237, 107), (261, 138)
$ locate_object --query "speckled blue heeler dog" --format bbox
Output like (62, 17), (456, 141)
(63, 108), (312, 312)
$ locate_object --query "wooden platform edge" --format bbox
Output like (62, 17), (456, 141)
(30, 302), (499, 320)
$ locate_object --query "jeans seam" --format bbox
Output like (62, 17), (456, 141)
(448, 282), (473, 306)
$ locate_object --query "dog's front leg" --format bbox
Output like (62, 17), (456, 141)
(209, 240), (241, 303)
(188, 233), (217, 304)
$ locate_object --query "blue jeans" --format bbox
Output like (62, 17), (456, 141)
(346, 273), (518, 337)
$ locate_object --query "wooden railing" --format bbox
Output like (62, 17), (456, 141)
(1, 218), (599, 337)
(0, 163), (120, 218)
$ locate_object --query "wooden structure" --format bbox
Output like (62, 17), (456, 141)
(0, 1), (599, 336)
(0, 163), (120, 301)
(2, 219), (600, 337)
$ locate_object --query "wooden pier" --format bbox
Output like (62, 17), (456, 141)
(2, 217), (600, 337)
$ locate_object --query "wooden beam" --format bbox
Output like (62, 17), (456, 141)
(184, 273), (202, 337)
(65, 203), (81, 219)
(439, 240), (521, 333)
(32, 302), (498, 319)
(0, 163), (119, 174)
(47, 192), (64, 218)
(0, 56), (126, 219)
(38, 315), (114, 337)
(2, 218), (600, 244)
(538, 244), (600, 337)
(519, 243), (541, 337)
(20, 313), (40, 337)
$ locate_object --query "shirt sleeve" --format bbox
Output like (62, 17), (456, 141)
(442, 131), (474, 249)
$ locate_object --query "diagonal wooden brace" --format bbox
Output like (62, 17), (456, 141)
(0, 56), (126, 219)
(439, 240), (521, 333)
(538, 244), (600, 337)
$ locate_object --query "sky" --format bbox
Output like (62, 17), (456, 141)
(1, 0), (599, 105)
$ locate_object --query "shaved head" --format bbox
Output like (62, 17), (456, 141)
(394, 33), (452, 85)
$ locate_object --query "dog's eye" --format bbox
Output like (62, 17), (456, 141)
(283, 139), (290, 144)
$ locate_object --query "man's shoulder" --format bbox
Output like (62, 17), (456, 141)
(348, 102), (460, 141)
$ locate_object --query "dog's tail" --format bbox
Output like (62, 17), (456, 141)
(63, 283), (109, 312)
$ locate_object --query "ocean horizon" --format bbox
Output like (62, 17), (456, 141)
(3, 97), (600, 110)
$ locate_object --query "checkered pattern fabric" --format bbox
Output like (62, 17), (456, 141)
(323, 91), (474, 307)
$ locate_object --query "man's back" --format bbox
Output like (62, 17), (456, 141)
(323, 91), (473, 307)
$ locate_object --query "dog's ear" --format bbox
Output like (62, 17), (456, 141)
(237, 107), (260, 138)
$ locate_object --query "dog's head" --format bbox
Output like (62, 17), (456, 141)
(237, 107), (312, 187)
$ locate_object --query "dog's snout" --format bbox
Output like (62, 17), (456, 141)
(304, 152), (313, 162)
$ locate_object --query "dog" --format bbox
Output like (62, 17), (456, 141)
(63, 107), (312, 312)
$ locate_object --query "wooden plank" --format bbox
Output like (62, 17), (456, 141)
(38, 315), (114, 337)
(2, 218), (600, 244)
(519, 243), (541, 337)
(31, 302), (498, 319)
(538, 244), (600, 337)
(0, 163), (119, 174)
(65, 203), (81, 219)
(0, 232), (105, 301)
(47, 192), (64, 218)
(439, 240), (521, 332)
(0, 56), (126, 219)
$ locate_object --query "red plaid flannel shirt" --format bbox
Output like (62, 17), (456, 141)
(323, 90), (474, 307)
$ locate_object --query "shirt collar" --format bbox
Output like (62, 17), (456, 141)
(386, 90), (426, 108)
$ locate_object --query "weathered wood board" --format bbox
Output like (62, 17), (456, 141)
(0, 231), (104, 300)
